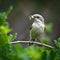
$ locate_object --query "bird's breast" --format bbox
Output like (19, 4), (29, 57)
(32, 22), (45, 33)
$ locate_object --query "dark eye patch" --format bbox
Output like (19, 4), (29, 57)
(36, 16), (40, 18)
(35, 16), (43, 21)
(34, 16), (40, 18)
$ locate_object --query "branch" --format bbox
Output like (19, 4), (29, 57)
(11, 41), (54, 49)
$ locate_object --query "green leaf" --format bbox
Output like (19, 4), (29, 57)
(0, 26), (12, 34)
(6, 6), (13, 16)
(47, 50), (56, 60)
(54, 37), (60, 48)
(8, 33), (17, 42)
(40, 51), (47, 60)
(45, 23), (53, 33)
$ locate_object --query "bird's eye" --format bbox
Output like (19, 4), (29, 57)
(34, 16), (39, 18)
(36, 16), (40, 18)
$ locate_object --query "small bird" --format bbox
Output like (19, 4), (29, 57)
(29, 14), (45, 45)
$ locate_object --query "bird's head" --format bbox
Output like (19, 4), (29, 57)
(29, 14), (44, 24)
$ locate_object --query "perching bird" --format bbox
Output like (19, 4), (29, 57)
(29, 14), (45, 45)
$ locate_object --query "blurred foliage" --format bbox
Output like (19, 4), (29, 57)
(41, 23), (53, 44)
(45, 23), (53, 33)
(0, 6), (60, 60)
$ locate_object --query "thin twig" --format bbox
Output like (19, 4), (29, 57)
(11, 41), (54, 49)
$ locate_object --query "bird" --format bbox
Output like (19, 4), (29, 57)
(29, 14), (45, 45)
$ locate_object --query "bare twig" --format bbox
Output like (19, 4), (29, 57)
(11, 41), (54, 49)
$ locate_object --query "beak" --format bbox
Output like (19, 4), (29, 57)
(29, 15), (34, 20)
